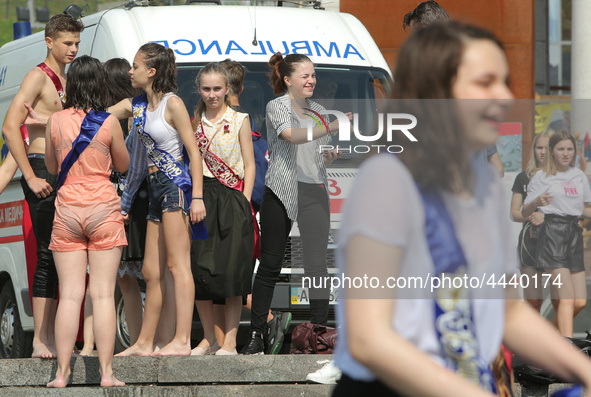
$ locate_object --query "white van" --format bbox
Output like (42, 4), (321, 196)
(0, 2), (391, 356)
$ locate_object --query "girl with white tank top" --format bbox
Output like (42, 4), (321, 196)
(109, 43), (206, 357)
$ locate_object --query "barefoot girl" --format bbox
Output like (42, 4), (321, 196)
(45, 55), (128, 388)
(110, 42), (206, 356)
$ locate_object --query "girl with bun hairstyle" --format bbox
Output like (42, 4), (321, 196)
(241, 52), (350, 355)
(109, 42), (206, 356)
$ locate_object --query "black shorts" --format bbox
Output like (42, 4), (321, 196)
(518, 222), (540, 269)
(536, 214), (584, 273)
(332, 374), (404, 397)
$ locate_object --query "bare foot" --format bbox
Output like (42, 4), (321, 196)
(46, 370), (70, 388)
(152, 340), (191, 356)
(32, 343), (56, 359)
(100, 374), (126, 387)
(115, 343), (153, 357)
(79, 348), (94, 357)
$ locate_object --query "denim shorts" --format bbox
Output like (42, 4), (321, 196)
(147, 168), (189, 222)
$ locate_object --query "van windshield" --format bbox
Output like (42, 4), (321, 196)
(177, 63), (392, 168)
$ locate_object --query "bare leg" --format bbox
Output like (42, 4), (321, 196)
(88, 248), (125, 387)
(213, 304), (225, 347)
(520, 267), (543, 313)
(153, 211), (194, 356)
(216, 296), (242, 355)
(117, 221), (165, 356)
(47, 251), (87, 388)
(79, 286), (94, 356)
(549, 268), (577, 337)
(192, 300), (217, 355)
(32, 297), (58, 358)
(117, 273), (143, 345)
(155, 268), (176, 349)
(572, 270), (587, 318)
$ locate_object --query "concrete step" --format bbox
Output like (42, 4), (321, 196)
(0, 354), (580, 396)
(0, 384), (333, 396)
(0, 354), (335, 396)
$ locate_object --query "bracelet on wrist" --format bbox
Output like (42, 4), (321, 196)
(192, 197), (203, 200)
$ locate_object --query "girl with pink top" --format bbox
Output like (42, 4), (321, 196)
(45, 55), (129, 388)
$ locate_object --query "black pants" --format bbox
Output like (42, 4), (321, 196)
(250, 184), (330, 333)
(20, 156), (58, 299)
(332, 374), (404, 397)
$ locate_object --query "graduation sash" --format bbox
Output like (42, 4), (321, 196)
(132, 94), (207, 240)
(195, 120), (261, 258)
(195, 121), (244, 192)
(56, 110), (109, 189)
(37, 62), (65, 107)
(419, 186), (496, 393)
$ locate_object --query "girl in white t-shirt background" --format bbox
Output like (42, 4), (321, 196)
(522, 130), (591, 337)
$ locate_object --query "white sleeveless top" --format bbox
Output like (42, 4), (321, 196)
(145, 93), (183, 166)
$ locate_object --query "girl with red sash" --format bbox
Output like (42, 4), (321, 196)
(109, 43), (206, 356)
(190, 62), (255, 356)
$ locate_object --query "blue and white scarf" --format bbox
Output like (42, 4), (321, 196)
(132, 94), (207, 240)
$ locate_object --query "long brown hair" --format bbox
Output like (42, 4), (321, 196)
(390, 21), (506, 192)
(137, 42), (178, 94)
(543, 130), (577, 176)
(268, 52), (313, 96)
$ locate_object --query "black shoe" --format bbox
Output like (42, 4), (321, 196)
(240, 330), (265, 355)
(266, 310), (292, 355)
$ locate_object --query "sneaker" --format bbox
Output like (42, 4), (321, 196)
(240, 330), (265, 355)
(266, 310), (292, 355)
(306, 360), (342, 385)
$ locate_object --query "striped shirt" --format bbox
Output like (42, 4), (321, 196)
(265, 93), (331, 220)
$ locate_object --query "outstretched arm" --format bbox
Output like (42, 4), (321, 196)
(345, 235), (494, 397)
(107, 98), (133, 120)
(504, 296), (591, 388)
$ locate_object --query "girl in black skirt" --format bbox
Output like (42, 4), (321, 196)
(523, 130), (591, 337)
(190, 63), (255, 356)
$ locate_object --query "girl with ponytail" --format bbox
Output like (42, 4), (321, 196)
(189, 62), (255, 356)
(109, 42), (206, 356)
(241, 52), (350, 355)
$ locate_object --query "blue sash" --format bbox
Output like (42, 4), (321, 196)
(132, 94), (207, 240)
(418, 186), (496, 393)
(56, 110), (109, 189)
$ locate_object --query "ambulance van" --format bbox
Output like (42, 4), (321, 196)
(0, 2), (391, 356)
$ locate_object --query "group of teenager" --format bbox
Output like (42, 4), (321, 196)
(0, 7), (344, 387)
(4, 1), (591, 394)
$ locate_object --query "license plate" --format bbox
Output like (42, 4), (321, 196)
(290, 287), (338, 305)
